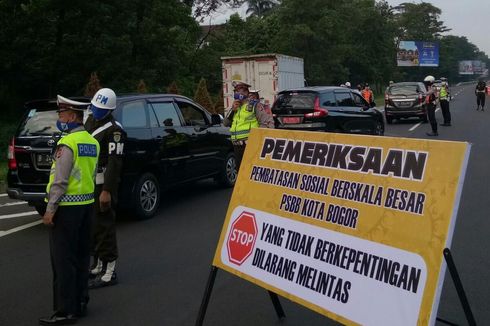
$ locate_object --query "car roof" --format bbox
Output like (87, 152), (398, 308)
(279, 86), (352, 93)
(390, 82), (423, 86)
(116, 93), (191, 102)
(24, 93), (191, 108)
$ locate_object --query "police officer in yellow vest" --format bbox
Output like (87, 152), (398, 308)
(223, 81), (274, 168)
(40, 96), (99, 325)
(439, 79), (451, 126)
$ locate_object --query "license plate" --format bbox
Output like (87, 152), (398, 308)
(282, 117), (301, 124)
(36, 153), (52, 167)
(398, 101), (412, 106)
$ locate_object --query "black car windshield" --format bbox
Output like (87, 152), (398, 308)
(18, 109), (58, 136)
(388, 85), (420, 95)
(273, 92), (316, 110)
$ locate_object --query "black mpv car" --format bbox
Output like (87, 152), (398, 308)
(7, 94), (237, 219)
(272, 86), (384, 135)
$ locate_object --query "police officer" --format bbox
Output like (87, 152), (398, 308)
(39, 96), (99, 325)
(475, 79), (486, 111)
(84, 88), (126, 289)
(439, 79), (451, 126)
(424, 75), (438, 136)
(223, 81), (274, 168)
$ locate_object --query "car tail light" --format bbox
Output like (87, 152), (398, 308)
(385, 93), (389, 104)
(305, 97), (328, 118)
(8, 137), (17, 170)
(418, 94), (423, 104)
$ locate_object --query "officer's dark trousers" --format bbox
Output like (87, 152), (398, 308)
(50, 204), (92, 315)
(477, 93), (486, 108)
(232, 142), (246, 170)
(440, 100), (451, 124)
(92, 185), (118, 262)
(427, 104), (438, 133)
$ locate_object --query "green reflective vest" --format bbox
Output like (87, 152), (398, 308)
(230, 102), (259, 140)
(46, 130), (100, 206)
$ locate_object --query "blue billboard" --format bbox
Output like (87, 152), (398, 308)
(397, 41), (439, 67)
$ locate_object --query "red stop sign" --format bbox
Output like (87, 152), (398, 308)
(227, 212), (258, 265)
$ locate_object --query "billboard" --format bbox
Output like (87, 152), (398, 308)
(397, 41), (439, 67)
(459, 60), (485, 75)
(213, 128), (470, 325)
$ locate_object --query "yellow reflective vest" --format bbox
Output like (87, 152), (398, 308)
(439, 86), (448, 100)
(46, 130), (99, 206)
(230, 102), (259, 140)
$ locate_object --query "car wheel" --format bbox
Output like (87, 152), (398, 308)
(133, 172), (160, 219)
(217, 152), (237, 187)
(421, 116), (428, 123)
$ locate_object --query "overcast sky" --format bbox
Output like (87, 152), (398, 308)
(208, 0), (489, 56)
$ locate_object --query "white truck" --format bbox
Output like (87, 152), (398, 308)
(221, 53), (304, 111)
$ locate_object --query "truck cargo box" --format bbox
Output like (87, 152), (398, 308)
(222, 53), (304, 111)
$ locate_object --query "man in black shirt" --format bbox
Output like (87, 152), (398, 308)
(475, 80), (487, 111)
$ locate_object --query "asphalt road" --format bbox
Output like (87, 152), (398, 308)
(1, 83), (489, 326)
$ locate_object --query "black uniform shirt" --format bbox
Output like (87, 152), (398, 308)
(85, 114), (126, 194)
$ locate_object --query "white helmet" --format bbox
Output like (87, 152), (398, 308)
(345, 82), (351, 87)
(423, 75), (435, 84)
(91, 88), (117, 110)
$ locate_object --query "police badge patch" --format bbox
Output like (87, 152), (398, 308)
(113, 132), (121, 143)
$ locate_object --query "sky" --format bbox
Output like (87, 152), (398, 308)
(207, 0), (490, 56)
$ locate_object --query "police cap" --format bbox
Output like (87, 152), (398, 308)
(57, 95), (89, 111)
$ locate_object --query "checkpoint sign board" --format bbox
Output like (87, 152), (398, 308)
(213, 128), (470, 326)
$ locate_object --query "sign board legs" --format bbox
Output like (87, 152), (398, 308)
(195, 265), (286, 326)
(436, 248), (477, 326)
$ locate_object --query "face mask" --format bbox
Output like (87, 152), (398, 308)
(90, 104), (111, 120)
(56, 120), (80, 132)
(234, 93), (246, 101)
(249, 99), (259, 106)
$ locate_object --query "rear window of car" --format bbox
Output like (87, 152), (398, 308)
(273, 92), (316, 109)
(388, 85), (420, 95)
(320, 91), (336, 106)
(18, 108), (58, 136)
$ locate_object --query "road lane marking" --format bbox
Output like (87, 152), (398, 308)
(0, 202), (28, 208)
(0, 194), (8, 197)
(408, 108), (440, 131)
(0, 220), (43, 238)
(0, 211), (37, 220)
(409, 122), (422, 131)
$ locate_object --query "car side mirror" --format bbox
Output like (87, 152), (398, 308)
(211, 114), (222, 125)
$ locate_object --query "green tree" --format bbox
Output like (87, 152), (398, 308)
(167, 81), (181, 94)
(214, 89), (225, 115)
(393, 2), (450, 40)
(137, 79), (148, 93)
(194, 78), (215, 112)
(246, 0), (277, 17)
(84, 72), (102, 97)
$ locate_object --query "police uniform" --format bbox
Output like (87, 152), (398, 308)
(476, 80), (486, 111)
(426, 85), (438, 136)
(40, 96), (99, 325)
(439, 83), (451, 126)
(84, 112), (126, 287)
(223, 81), (274, 168)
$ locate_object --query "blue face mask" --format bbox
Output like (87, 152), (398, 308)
(249, 99), (259, 106)
(90, 104), (111, 120)
(234, 93), (246, 101)
(56, 120), (81, 132)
